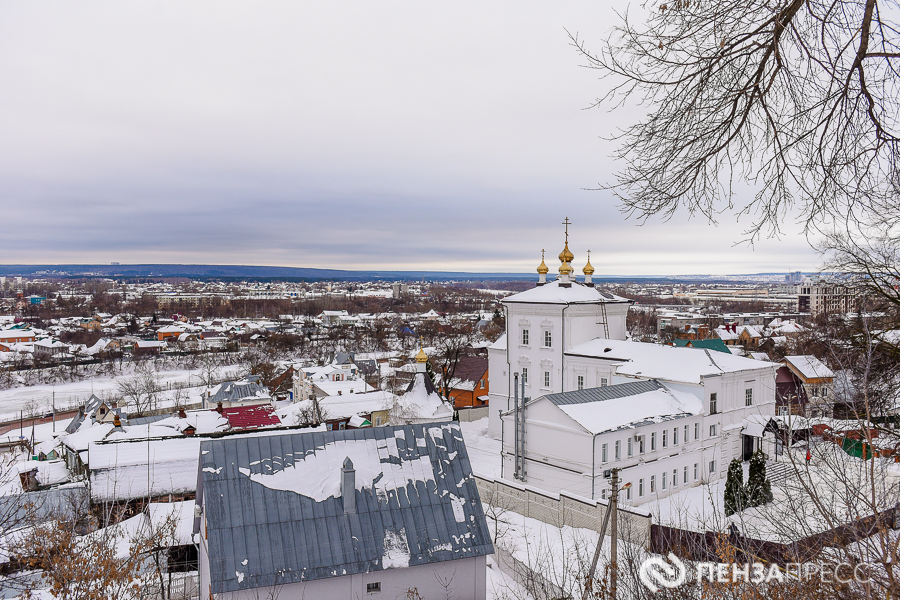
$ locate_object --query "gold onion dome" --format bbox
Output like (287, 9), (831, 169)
(558, 242), (574, 265)
(583, 251), (595, 275)
(559, 261), (574, 276)
(537, 250), (549, 275)
(415, 347), (428, 363)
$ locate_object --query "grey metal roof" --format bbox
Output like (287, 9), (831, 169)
(208, 379), (268, 404)
(542, 379), (665, 406)
(197, 423), (493, 593)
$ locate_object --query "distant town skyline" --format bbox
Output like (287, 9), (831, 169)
(0, 2), (822, 275)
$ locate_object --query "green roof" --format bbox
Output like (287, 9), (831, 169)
(672, 338), (731, 354)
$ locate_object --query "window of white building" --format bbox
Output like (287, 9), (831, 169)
(709, 424), (717, 437)
(684, 466), (688, 484)
(709, 460), (716, 474)
(662, 472), (667, 490)
(602, 443), (608, 463)
(577, 375), (584, 390)
(627, 438), (633, 457)
(600, 377), (608, 387)
(639, 479), (644, 497)
(745, 388), (753, 406)
(662, 429), (668, 448)
(684, 425), (689, 443)
(694, 423), (699, 439)
(673, 469), (678, 487)
(543, 371), (550, 388)
(615, 440), (621, 460)
(521, 368), (528, 384)
(709, 392), (717, 414)
(651, 432), (657, 451)
(522, 329), (529, 345)
(694, 463), (698, 481)
(673, 427), (678, 445)
(544, 330), (552, 347)
(650, 475), (656, 493)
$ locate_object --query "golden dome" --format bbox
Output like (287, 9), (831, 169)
(559, 262), (574, 276)
(558, 241), (574, 265)
(537, 249), (549, 275)
(415, 347), (428, 363)
(583, 250), (595, 275)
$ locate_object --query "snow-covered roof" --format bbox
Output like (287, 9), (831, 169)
(320, 390), (396, 419)
(537, 379), (702, 434)
(783, 355), (835, 380)
(502, 281), (630, 305)
(88, 437), (203, 502)
(566, 338), (775, 385)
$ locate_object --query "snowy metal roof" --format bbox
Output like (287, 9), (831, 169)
(502, 280), (630, 305)
(783, 355), (835, 381)
(566, 338), (775, 384)
(542, 379), (664, 406)
(197, 423), (493, 593)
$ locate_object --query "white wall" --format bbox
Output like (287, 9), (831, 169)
(488, 299), (628, 438)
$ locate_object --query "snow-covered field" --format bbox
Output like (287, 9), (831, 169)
(0, 365), (244, 422)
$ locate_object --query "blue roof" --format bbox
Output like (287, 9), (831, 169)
(197, 423), (493, 593)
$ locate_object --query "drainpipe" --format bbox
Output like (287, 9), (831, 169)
(561, 303), (570, 392)
(513, 373), (519, 479)
(590, 431), (602, 500)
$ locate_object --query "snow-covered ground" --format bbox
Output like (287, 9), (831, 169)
(0, 365), (243, 422)
(459, 417), (502, 479)
(648, 442), (900, 542)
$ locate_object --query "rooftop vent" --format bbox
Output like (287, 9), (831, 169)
(341, 457), (356, 514)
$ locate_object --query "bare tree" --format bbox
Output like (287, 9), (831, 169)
(572, 0), (900, 240)
(117, 361), (163, 415)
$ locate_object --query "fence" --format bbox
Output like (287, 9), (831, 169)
(474, 475), (652, 549)
(457, 405), (489, 422)
(139, 572), (200, 600)
(650, 506), (900, 566)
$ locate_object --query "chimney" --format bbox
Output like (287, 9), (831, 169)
(111, 401), (117, 409)
(341, 457), (356, 514)
(113, 413), (121, 428)
(216, 402), (223, 414)
(178, 407), (187, 419)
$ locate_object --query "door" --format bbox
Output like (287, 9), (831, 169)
(742, 435), (755, 461)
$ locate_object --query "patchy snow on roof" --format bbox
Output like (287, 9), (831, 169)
(502, 281), (629, 305)
(567, 338), (774, 384)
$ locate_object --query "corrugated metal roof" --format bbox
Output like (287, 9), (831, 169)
(198, 423), (493, 593)
(542, 379), (664, 406)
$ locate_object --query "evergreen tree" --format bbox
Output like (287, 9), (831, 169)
(746, 449), (774, 507)
(724, 459), (746, 516)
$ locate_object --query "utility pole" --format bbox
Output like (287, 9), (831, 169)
(582, 467), (630, 600)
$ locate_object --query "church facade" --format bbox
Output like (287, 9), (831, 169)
(487, 224), (778, 506)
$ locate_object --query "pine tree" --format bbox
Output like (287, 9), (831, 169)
(746, 449), (774, 507)
(723, 458), (746, 516)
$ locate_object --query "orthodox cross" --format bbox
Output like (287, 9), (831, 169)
(562, 217), (571, 242)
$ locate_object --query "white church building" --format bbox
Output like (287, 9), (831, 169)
(487, 226), (778, 506)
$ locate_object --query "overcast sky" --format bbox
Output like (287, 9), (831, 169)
(0, 2), (822, 276)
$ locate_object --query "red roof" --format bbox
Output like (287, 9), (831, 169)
(217, 404), (281, 430)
